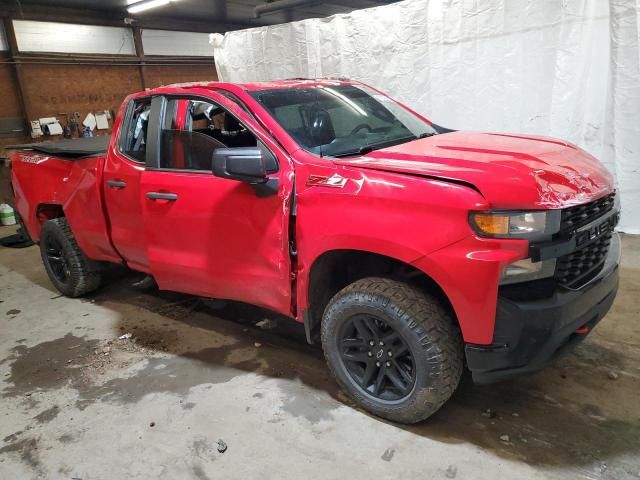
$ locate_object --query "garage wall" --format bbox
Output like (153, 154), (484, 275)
(20, 64), (142, 120)
(142, 29), (213, 57)
(0, 20), (217, 150)
(212, 0), (640, 233)
(13, 20), (136, 55)
(0, 59), (21, 119)
(143, 64), (216, 89)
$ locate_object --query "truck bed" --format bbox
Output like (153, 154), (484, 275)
(8, 136), (110, 158)
(10, 135), (120, 264)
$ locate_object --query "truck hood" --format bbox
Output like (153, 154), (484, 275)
(334, 131), (614, 209)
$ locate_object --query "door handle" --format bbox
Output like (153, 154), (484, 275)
(107, 180), (127, 189)
(146, 192), (178, 201)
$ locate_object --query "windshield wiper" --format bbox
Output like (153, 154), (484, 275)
(331, 133), (433, 158)
(418, 131), (436, 139)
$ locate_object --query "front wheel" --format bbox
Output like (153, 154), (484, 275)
(321, 277), (463, 423)
(39, 218), (102, 297)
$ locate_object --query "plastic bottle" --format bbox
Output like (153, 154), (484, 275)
(0, 204), (17, 226)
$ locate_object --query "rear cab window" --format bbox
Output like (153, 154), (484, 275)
(119, 98), (152, 163)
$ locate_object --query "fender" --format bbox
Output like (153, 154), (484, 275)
(293, 164), (491, 342)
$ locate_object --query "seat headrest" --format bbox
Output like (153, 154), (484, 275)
(224, 113), (242, 132)
(308, 109), (335, 147)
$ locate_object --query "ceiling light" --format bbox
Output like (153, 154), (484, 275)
(127, 0), (180, 14)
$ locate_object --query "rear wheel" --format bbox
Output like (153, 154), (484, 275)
(39, 218), (102, 297)
(321, 277), (463, 423)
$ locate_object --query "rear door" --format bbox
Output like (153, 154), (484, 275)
(103, 97), (151, 272)
(140, 91), (294, 315)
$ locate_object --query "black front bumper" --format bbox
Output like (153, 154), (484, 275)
(466, 233), (620, 384)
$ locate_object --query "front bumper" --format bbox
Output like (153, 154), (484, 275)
(466, 232), (620, 384)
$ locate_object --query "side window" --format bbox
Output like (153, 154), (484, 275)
(159, 98), (266, 171)
(121, 99), (151, 162)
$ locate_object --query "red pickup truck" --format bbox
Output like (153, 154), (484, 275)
(9, 79), (620, 423)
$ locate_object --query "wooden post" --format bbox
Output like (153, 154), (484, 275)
(132, 25), (147, 90)
(2, 17), (32, 131)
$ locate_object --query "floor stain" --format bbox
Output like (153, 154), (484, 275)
(75, 341), (263, 409)
(0, 437), (42, 473)
(191, 464), (212, 480)
(58, 434), (74, 444)
(3, 431), (23, 443)
(0, 323), (342, 425)
(2, 334), (100, 398)
(77, 329), (341, 423)
(33, 405), (60, 424)
(6, 309), (20, 315)
(381, 448), (395, 462)
(404, 372), (640, 474)
(190, 437), (217, 461)
(1, 334), (100, 399)
(278, 380), (336, 424)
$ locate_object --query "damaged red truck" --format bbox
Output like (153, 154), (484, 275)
(9, 79), (620, 423)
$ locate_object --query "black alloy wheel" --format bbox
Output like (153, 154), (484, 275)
(43, 234), (71, 285)
(338, 314), (416, 402)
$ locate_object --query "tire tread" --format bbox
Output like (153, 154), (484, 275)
(40, 218), (102, 297)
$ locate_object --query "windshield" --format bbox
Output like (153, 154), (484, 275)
(250, 85), (437, 157)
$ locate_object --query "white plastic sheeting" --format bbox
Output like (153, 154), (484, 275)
(212, 0), (640, 233)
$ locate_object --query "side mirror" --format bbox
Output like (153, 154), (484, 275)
(212, 147), (267, 184)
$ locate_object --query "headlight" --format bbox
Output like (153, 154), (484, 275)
(469, 210), (561, 285)
(469, 210), (561, 241)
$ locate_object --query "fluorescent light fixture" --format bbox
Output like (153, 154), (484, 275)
(127, 0), (180, 14)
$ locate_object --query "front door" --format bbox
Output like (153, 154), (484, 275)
(140, 91), (294, 316)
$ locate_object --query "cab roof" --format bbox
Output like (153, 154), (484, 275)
(164, 78), (357, 92)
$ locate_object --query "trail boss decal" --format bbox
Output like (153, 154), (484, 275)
(20, 154), (49, 165)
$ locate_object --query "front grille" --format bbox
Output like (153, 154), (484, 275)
(555, 231), (612, 287)
(555, 192), (616, 288)
(560, 192), (615, 232)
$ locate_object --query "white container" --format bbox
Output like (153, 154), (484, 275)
(0, 204), (17, 226)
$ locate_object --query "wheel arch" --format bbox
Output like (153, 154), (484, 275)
(27, 203), (65, 241)
(303, 249), (458, 343)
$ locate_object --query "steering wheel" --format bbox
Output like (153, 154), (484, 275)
(349, 123), (373, 135)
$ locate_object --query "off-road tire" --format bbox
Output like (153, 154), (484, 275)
(39, 218), (102, 297)
(321, 277), (463, 424)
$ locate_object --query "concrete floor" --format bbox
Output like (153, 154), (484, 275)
(0, 224), (639, 480)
